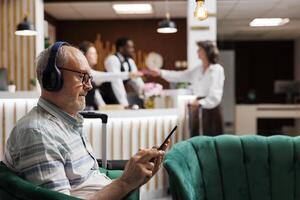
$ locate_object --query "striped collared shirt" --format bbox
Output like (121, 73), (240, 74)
(3, 97), (112, 198)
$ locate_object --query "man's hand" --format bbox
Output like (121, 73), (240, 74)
(129, 71), (143, 79)
(89, 141), (170, 200)
(148, 68), (161, 77)
(119, 148), (165, 190)
(190, 99), (200, 107)
(151, 139), (170, 175)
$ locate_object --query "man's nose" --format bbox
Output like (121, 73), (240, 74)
(84, 80), (93, 91)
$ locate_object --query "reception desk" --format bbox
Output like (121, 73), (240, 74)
(235, 104), (300, 134)
(0, 92), (188, 198)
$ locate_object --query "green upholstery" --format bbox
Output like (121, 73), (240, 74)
(0, 162), (139, 200)
(163, 135), (300, 200)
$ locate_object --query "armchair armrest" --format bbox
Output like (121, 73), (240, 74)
(97, 159), (128, 170)
(0, 162), (80, 200)
(0, 162), (139, 200)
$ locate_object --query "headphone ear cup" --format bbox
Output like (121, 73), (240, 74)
(42, 41), (69, 91)
(42, 65), (63, 91)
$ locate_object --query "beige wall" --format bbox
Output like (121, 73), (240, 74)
(0, 0), (36, 91)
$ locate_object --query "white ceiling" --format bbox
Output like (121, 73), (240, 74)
(217, 0), (300, 40)
(44, 0), (300, 40)
(44, 1), (187, 19)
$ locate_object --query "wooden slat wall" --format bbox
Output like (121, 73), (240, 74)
(0, 0), (36, 91)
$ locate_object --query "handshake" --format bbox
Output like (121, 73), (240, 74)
(129, 68), (161, 79)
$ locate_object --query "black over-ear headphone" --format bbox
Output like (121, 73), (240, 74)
(42, 41), (69, 91)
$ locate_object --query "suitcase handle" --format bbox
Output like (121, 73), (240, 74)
(79, 111), (108, 123)
(79, 111), (108, 168)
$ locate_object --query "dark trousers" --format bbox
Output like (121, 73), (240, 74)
(189, 104), (223, 137)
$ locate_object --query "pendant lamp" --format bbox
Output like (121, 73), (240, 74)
(15, 15), (37, 36)
(157, 0), (177, 34)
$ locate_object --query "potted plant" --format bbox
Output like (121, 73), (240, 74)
(143, 83), (163, 109)
(8, 80), (16, 93)
(29, 78), (37, 90)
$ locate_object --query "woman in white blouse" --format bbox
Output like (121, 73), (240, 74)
(78, 41), (142, 109)
(151, 41), (225, 136)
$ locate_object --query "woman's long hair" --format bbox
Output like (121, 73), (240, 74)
(197, 40), (219, 64)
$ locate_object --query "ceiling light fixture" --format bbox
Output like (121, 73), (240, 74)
(157, 0), (177, 34)
(194, 0), (208, 21)
(249, 18), (290, 27)
(15, 15), (37, 36)
(112, 3), (153, 14)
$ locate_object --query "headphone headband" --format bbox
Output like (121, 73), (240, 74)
(47, 41), (69, 70)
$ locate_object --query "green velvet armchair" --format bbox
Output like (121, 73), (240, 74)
(0, 161), (139, 200)
(163, 135), (300, 200)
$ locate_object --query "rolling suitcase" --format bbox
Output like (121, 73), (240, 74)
(79, 111), (108, 168)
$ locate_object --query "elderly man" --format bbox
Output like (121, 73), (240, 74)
(3, 42), (167, 200)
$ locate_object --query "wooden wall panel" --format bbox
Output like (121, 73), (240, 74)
(0, 0), (36, 91)
(57, 19), (187, 70)
(56, 18), (187, 88)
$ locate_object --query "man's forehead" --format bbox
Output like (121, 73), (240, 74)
(63, 46), (91, 73)
(127, 40), (134, 46)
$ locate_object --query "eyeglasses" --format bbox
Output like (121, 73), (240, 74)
(58, 67), (93, 85)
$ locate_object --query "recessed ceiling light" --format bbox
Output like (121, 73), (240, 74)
(249, 18), (290, 27)
(112, 4), (153, 14)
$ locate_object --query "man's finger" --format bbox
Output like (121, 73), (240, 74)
(134, 148), (150, 159)
(143, 162), (155, 170)
(160, 139), (171, 151)
(153, 155), (163, 174)
(140, 149), (164, 163)
(142, 168), (153, 178)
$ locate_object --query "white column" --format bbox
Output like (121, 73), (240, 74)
(35, 0), (44, 55)
(187, 0), (217, 68)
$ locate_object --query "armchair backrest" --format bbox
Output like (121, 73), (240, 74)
(164, 135), (300, 200)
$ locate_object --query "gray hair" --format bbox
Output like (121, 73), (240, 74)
(36, 45), (69, 88)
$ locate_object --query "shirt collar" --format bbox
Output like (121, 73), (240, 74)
(37, 97), (84, 128)
(199, 63), (214, 75)
(116, 53), (125, 62)
(116, 53), (133, 63)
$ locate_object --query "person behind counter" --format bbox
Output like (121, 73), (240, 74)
(78, 41), (143, 110)
(100, 37), (145, 107)
(150, 40), (225, 136)
(3, 42), (168, 200)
